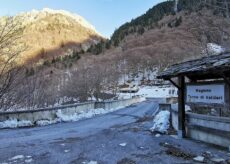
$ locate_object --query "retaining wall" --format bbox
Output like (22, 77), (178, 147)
(0, 97), (143, 125)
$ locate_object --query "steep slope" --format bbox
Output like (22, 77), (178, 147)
(2, 8), (104, 63)
(102, 0), (230, 68)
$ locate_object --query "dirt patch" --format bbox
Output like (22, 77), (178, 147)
(120, 126), (141, 133)
(51, 137), (82, 144)
(117, 158), (136, 164)
(132, 152), (163, 159)
(64, 137), (83, 143)
(160, 142), (195, 160)
(166, 146), (195, 160)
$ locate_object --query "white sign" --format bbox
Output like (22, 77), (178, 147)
(186, 84), (225, 104)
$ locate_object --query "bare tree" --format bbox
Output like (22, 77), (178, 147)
(0, 16), (26, 111)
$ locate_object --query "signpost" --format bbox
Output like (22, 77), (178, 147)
(186, 83), (225, 105)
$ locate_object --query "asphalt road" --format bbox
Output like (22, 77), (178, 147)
(0, 99), (229, 164)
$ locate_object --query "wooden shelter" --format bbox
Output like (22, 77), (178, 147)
(157, 53), (230, 138)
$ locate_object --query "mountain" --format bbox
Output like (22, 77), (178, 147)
(3, 8), (104, 64)
(110, 0), (229, 47)
(94, 0), (230, 68)
(3, 0), (230, 109)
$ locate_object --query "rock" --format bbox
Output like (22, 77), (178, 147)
(193, 156), (205, 163)
(210, 158), (225, 163)
(155, 134), (161, 137)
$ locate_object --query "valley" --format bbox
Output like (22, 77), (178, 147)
(0, 0), (229, 111)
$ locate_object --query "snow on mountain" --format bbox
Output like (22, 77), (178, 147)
(0, 8), (104, 63)
(206, 43), (225, 56)
(17, 8), (100, 35)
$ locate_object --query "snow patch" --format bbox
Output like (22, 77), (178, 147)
(25, 159), (33, 163)
(36, 120), (58, 126)
(155, 134), (161, 137)
(17, 8), (100, 35)
(64, 149), (70, 153)
(119, 143), (127, 147)
(56, 107), (122, 122)
(150, 111), (170, 133)
(119, 86), (177, 99)
(0, 120), (32, 128)
(206, 43), (225, 55)
(9, 155), (24, 161)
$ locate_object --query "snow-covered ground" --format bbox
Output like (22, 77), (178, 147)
(119, 85), (177, 99)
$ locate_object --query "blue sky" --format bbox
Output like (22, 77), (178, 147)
(0, 0), (164, 37)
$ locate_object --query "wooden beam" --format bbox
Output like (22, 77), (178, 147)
(178, 76), (186, 138)
(222, 74), (230, 86)
(167, 78), (180, 89)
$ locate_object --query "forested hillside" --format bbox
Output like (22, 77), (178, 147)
(110, 0), (211, 47)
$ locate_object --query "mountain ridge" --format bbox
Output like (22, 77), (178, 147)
(0, 8), (104, 64)
(17, 8), (101, 35)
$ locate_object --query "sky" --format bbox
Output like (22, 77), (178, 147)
(0, 0), (165, 38)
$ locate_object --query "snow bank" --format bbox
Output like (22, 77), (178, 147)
(150, 111), (170, 133)
(0, 119), (33, 128)
(56, 106), (125, 122)
(36, 120), (58, 126)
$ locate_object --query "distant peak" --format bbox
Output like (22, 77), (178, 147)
(17, 8), (100, 35)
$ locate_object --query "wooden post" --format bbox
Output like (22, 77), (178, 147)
(178, 76), (186, 138)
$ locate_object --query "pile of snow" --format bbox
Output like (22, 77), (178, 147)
(150, 111), (170, 133)
(0, 119), (32, 128)
(206, 43), (225, 55)
(56, 106), (127, 122)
